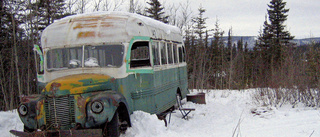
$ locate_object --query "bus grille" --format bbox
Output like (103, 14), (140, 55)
(45, 96), (75, 129)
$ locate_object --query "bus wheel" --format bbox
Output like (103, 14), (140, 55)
(23, 126), (35, 133)
(103, 111), (120, 137)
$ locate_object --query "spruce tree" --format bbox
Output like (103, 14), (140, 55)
(31, 0), (68, 31)
(268, 0), (294, 44)
(145, 0), (169, 23)
(27, 0), (69, 44)
(257, 0), (294, 68)
(192, 6), (207, 46)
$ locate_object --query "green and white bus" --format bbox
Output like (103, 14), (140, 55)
(13, 11), (188, 137)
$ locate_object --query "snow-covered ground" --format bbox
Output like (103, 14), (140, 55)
(1, 89), (320, 137)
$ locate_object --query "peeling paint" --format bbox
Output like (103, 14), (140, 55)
(76, 95), (87, 120)
(73, 23), (97, 29)
(36, 100), (45, 120)
(77, 31), (95, 38)
(43, 74), (112, 96)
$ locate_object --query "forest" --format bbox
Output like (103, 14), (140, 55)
(1, 0), (319, 111)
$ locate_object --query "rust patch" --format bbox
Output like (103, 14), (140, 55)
(76, 96), (87, 119)
(73, 23), (97, 29)
(100, 22), (113, 28)
(119, 85), (124, 95)
(77, 31), (95, 38)
(109, 96), (119, 107)
(36, 100), (45, 120)
(50, 82), (61, 92)
(20, 96), (30, 103)
(71, 14), (127, 22)
(72, 16), (101, 22)
(20, 95), (39, 103)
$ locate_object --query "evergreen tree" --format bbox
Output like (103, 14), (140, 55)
(268, 0), (294, 44)
(257, 0), (294, 68)
(145, 0), (168, 23)
(227, 28), (232, 53)
(237, 38), (243, 52)
(31, 0), (68, 31)
(27, 0), (69, 44)
(0, 0), (28, 110)
(192, 6), (207, 46)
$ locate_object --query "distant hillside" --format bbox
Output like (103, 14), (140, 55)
(208, 36), (320, 49)
(291, 37), (320, 46)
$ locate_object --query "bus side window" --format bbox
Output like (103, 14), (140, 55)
(173, 44), (178, 64)
(182, 46), (186, 62)
(167, 43), (173, 64)
(152, 41), (160, 66)
(130, 41), (151, 68)
(178, 47), (183, 63)
(160, 42), (167, 65)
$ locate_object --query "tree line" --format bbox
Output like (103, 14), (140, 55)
(0, 0), (319, 110)
(185, 0), (320, 107)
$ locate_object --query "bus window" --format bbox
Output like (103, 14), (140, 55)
(47, 47), (82, 70)
(167, 43), (173, 64)
(47, 45), (124, 71)
(178, 47), (183, 63)
(84, 45), (124, 67)
(130, 41), (151, 68)
(182, 46), (186, 62)
(160, 42), (167, 65)
(69, 48), (82, 68)
(173, 44), (178, 64)
(152, 41), (160, 66)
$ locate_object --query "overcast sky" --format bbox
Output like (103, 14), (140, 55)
(107, 0), (320, 39)
(168, 0), (320, 39)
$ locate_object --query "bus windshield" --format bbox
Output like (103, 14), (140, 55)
(47, 45), (124, 70)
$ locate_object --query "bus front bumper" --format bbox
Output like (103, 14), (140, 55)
(10, 129), (102, 137)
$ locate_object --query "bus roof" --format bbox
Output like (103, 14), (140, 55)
(41, 11), (182, 49)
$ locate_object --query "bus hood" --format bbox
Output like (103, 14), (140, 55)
(42, 74), (113, 96)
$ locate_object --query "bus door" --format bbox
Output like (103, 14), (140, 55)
(127, 39), (156, 113)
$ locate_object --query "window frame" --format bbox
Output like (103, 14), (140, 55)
(46, 44), (124, 71)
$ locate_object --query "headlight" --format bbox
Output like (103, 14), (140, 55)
(91, 101), (103, 114)
(18, 104), (28, 116)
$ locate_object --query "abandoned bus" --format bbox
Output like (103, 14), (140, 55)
(11, 12), (188, 136)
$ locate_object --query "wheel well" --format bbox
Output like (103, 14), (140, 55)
(117, 102), (131, 127)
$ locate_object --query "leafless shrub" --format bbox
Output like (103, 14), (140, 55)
(253, 87), (320, 108)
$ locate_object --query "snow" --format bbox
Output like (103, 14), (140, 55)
(84, 57), (99, 67)
(0, 110), (23, 137)
(1, 89), (320, 137)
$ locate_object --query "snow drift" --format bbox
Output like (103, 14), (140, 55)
(1, 89), (319, 137)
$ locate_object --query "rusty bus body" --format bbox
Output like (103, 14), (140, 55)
(11, 11), (188, 137)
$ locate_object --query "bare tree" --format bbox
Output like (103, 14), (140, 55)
(129, 0), (134, 13)
(167, 4), (179, 26)
(93, 0), (103, 11)
(66, 0), (78, 14)
(76, 0), (89, 13)
(103, 0), (125, 11)
(179, 0), (193, 30)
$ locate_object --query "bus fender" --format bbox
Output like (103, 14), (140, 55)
(85, 91), (131, 128)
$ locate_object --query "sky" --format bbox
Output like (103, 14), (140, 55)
(163, 0), (320, 39)
(94, 0), (320, 39)
(192, 0), (320, 39)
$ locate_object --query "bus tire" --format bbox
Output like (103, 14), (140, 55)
(104, 111), (120, 137)
(23, 126), (35, 133)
